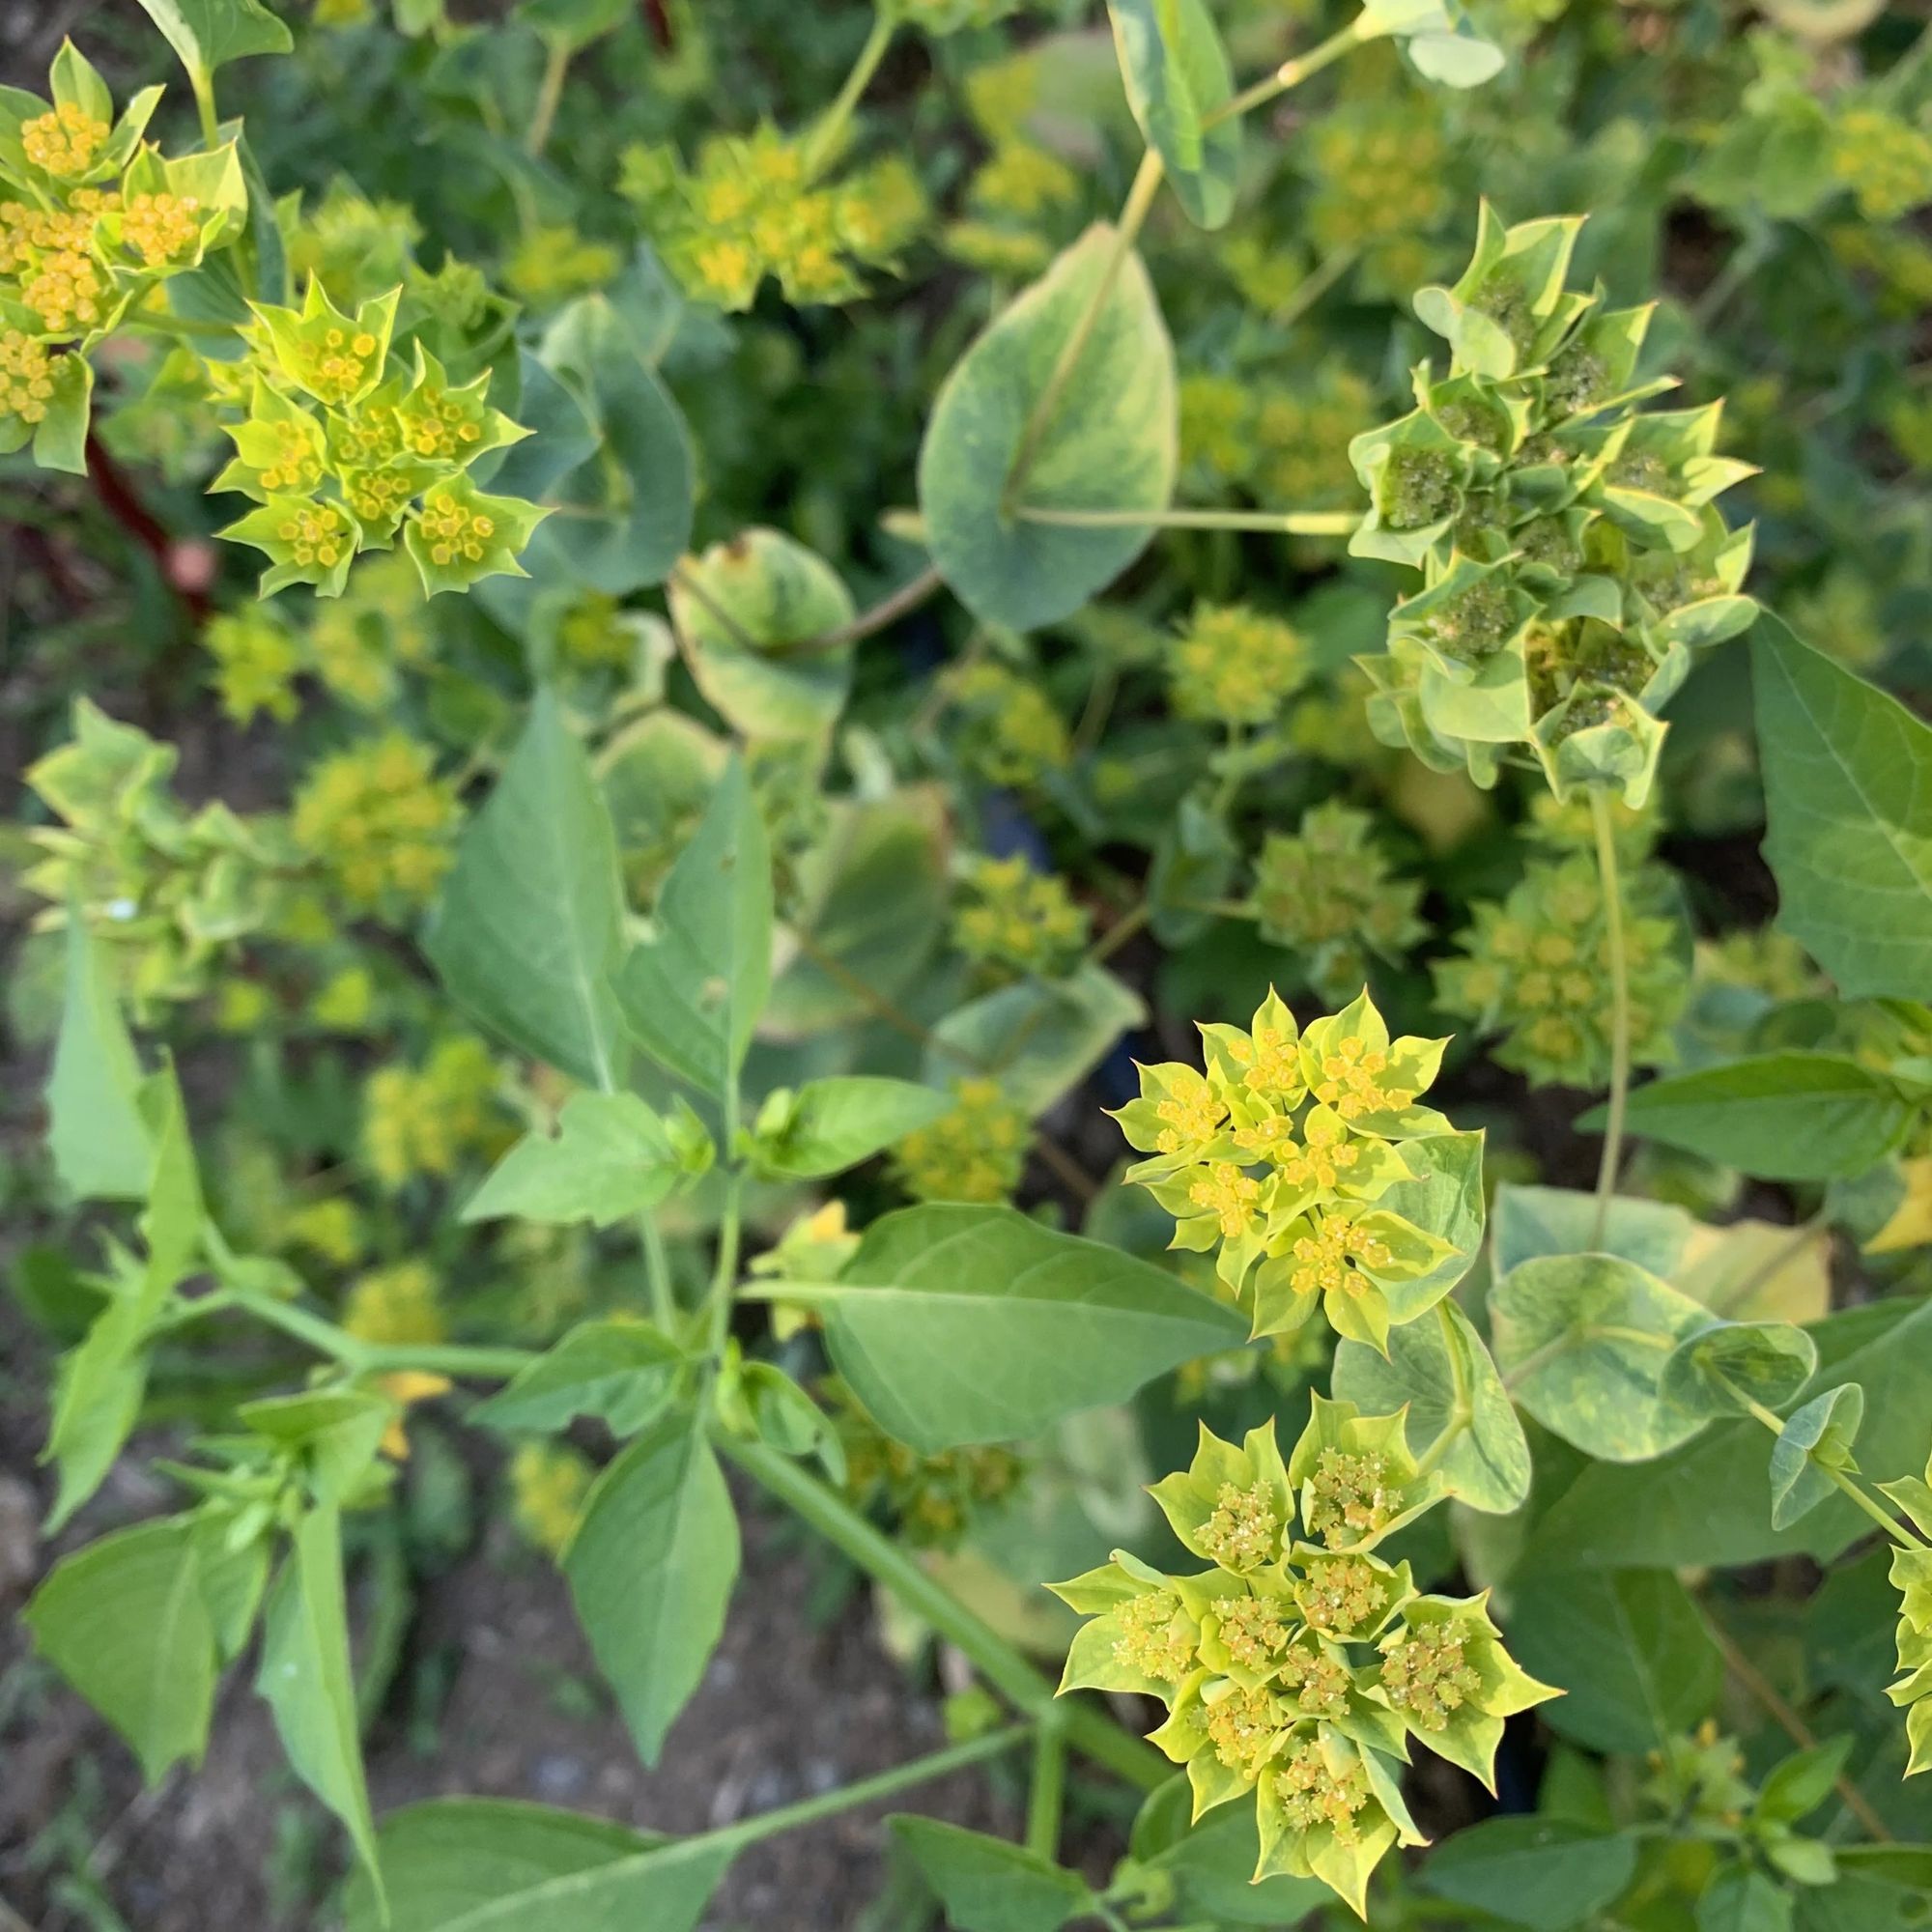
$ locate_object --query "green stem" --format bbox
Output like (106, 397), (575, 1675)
(362, 1342), (540, 1380)
(641, 1211), (677, 1327)
(803, 11), (895, 179)
(708, 1164), (745, 1361)
(1002, 147), (1165, 514)
(1589, 789), (1632, 1248)
(1267, 244), (1359, 329)
(1025, 1722), (1067, 1861)
(1206, 18), (1369, 127)
(1738, 1395), (1929, 1550)
(719, 1435), (1169, 1792)
(1015, 505), (1356, 535)
(229, 1290), (368, 1365)
(795, 562), (944, 653)
(526, 35), (571, 156)
(188, 63), (220, 151)
(686, 1723), (1031, 1858)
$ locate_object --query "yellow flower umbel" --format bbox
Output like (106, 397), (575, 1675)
(1113, 989), (1476, 1349)
(291, 732), (460, 911)
(889, 1076), (1030, 1205)
(946, 660), (1071, 787)
(1829, 106), (1932, 223)
(1053, 1410), (1555, 1917)
(1168, 604), (1309, 728)
(344, 1260), (450, 1458)
(362, 1036), (506, 1189)
(204, 608), (302, 725)
(510, 1440), (593, 1557)
(952, 854), (1090, 980)
(830, 1378), (1025, 1549)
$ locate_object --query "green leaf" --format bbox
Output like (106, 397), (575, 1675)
(1529, 1296), (1932, 1569)
(1333, 1299), (1529, 1514)
(667, 528), (855, 740)
(426, 687), (629, 1090)
(892, 1817), (1091, 1932)
(46, 919), (152, 1202)
(1507, 1568), (1722, 1755)
(1416, 1817), (1639, 1930)
(1751, 614), (1932, 1002)
(919, 223), (1176, 633)
(1107, 0), (1241, 229)
(24, 1515), (218, 1784)
(462, 1094), (684, 1228)
(240, 1387), (392, 1506)
(1587, 1053), (1913, 1181)
(1769, 1383), (1864, 1530)
(132, 0), (291, 89)
(1125, 1776), (1332, 1921)
(926, 966), (1146, 1118)
(1492, 1182), (1690, 1281)
(1756, 1738), (1852, 1827)
(469, 1321), (685, 1436)
(1699, 1867), (1795, 1932)
(751, 1076), (950, 1179)
(803, 1203), (1248, 1453)
(257, 1507), (383, 1908)
(43, 1299), (150, 1533)
(1661, 1320), (1818, 1420)
(562, 1404), (740, 1765)
(614, 757), (772, 1098)
(341, 1798), (730, 1932)
(1490, 1254), (1709, 1462)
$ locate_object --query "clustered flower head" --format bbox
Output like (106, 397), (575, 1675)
(1247, 804), (1425, 1006)
(1883, 1456), (1932, 1776)
(290, 731), (460, 910)
(952, 854), (1090, 980)
(1435, 852), (1686, 1089)
(1302, 89), (1452, 301)
(509, 1440), (592, 1557)
(217, 277), (545, 597)
(1179, 363), (1376, 510)
(1167, 603), (1309, 728)
(945, 659), (1071, 787)
(830, 1378), (1026, 1548)
(619, 127), (923, 311)
(0, 42), (244, 469)
(889, 1076), (1031, 1205)
(1113, 989), (1469, 1350)
(361, 1035), (506, 1189)
(342, 1258), (444, 1347)
(1352, 208), (1758, 808)
(1053, 1407), (1555, 1915)
(25, 698), (296, 1008)
(1828, 105), (1932, 224)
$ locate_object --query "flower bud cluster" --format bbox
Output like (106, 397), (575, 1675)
(1053, 1407), (1554, 1912)
(1435, 852), (1686, 1089)
(952, 854), (1090, 980)
(1167, 603), (1310, 728)
(1247, 803), (1425, 1005)
(1179, 362), (1376, 511)
(620, 127), (923, 311)
(945, 660), (1072, 787)
(291, 732), (461, 911)
(1114, 989), (1471, 1350)
(361, 1035), (508, 1190)
(829, 1378), (1027, 1548)
(889, 1076), (1031, 1205)
(1352, 208), (1757, 809)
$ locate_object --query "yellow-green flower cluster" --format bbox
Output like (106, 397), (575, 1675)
(829, 1378), (1026, 1548)
(1168, 603), (1309, 728)
(620, 127), (923, 311)
(944, 135), (1080, 281)
(1353, 209), (1757, 808)
(952, 854), (1090, 980)
(1179, 365), (1376, 510)
(216, 277), (545, 597)
(503, 223), (620, 307)
(1303, 97), (1453, 300)
(1828, 107), (1932, 224)
(0, 42), (246, 470)
(342, 1258), (444, 1346)
(24, 698), (296, 1007)
(1435, 854), (1685, 1089)
(946, 659), (1071, 787)
(509, 1440), (593, 1558)
(205, 609), (303, 725)
(291, 731), (460, 911)
(1883, 1463), (1931, 1776)
(1248, 804), (1426, 1006)
(1054, 1408), (1555, 1915)
(1115, 989), (1476, 1350)
(890, 1076), (1030, 1204)
(362, 1035), (506, 1189)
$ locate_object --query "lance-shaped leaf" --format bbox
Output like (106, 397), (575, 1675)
(919, 223), (1176, 633)
(425, 687), (629, 1090)
(462, 1093), (693, 1228)
(1769, 1383), (1864, 1530)
(1490, 1253), (1708, 1462)
(1417, 1817), (1639, 1932)
(46, 919), (152, 1202)
(788, 1204), (1247, 1453)
(24, 1514), (219, 1784)
(614, 757), (772, 1098)
(469, 1321), (685, 1437)
(1107, 0), (1241, 229)
(563, 1403), (740, 1764)
(1752, 613), (1932, 1002)
(748, 1076), (950, 1179)
(925, 966), (1146, 1119)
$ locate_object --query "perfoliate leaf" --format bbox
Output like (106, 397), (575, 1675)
(24, 1515), (219, 1784)
(425, 687), (629, 1090)
(340, 1798), (731, 1932)
(925, 966), (1146, 1119)
(1751, 613), (1932, 1002)
(614, 756), (773, 1098)
(1660, 1320), (1819, 1421)
(563, 1403), (740, 1764)
(1107, 0), (1242, 229)
(257, 1507), (384, 1910)
(799, 1203), (1248, 1453)
(919, 223), (1176, 632)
